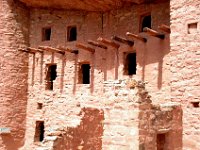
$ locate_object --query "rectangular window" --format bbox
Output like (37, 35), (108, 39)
(124, 52), (137, 75)
(45, 64), (57, 90)
(188, 22), (197, 34)
(78, 63), (90, 84)
(140, 14), (151, 32)
(34, 121), (44, 142)
(42, 27), (51, 41)
(67, 26), (77, 41)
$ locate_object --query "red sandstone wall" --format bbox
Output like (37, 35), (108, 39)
(170, 0), (200, 149)
(0, 0), (29, 150)
(23, 1), (174, 149)
(28, 1), (170, 102)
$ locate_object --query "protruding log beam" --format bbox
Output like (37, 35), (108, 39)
(126, 32), (147, 42)
(88, 40), (107, 49)
(97, 37), (120, 49)
(143, 27), (165, 39)
(38, 46), (65, 55)
(58, 46), (79, 54)
(18, 48), (35, 54)
(111, 35), (134, 46)
(27, 47), (43, 53)
(158, 24), (171, 33)
(76, 43), (95, 53)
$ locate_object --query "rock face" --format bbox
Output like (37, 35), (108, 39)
(0, 0), (29, 149)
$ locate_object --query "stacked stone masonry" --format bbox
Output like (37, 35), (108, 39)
(0, 0), (199, 149)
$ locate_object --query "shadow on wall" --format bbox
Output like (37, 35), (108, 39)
(53, 107), (104, 150)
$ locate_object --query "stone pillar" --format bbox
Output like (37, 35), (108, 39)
(0, 0), (29, 149)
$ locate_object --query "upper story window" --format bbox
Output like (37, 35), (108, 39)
(42, 27), (51, 41)
(67, 26), (77, 41)
(140, 14), (151, 32)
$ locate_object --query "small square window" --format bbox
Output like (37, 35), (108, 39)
(188, 22), (197, 34)
(67, 26), (77, 41)
(37, 103), (43, 109)
(140, 14), (151, 32)
(42, 27), (51, 41)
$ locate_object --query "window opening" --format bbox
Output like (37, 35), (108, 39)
(157, 133), (166, 150)
(188, 22), (197, 34)
(124, 53), (137, 75)
(141, 15), (151, 32)
(67, 26), (77, 41)
(42, 27), (51, 41)
(34, 121), (44, 142)
(79, 63), (90, 84)
(45, 64), (57, 90)
(37, 103), (43, 109)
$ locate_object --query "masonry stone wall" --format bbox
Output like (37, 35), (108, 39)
(0, 0), (29, 150)
(20, 1), (177, 149)
(28, 1), (171, 102)
(170, 0), (200, 149)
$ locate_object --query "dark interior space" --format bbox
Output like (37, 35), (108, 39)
(45, 64), (57, 90)
(67, 26), (77, 41)
(34, 121), (45, 142)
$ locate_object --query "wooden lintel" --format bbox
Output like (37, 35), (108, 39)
(88, 40), (107, 49)
(97, 37), (120, 49)
(27, 47), (43, 53)
(143, 27), (165, 39)
(18, 48), (35, 54)
(158, 24), (171, 33)
(38, 46), (65, 55)
(112, 35), (134, 46)
(58, 46), (79, 54)
(126, 32), (147, 42)
(76, 43), (95, 53)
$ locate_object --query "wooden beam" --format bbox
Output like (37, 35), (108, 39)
(143, 27), (165, 39)
(27, 47), (43, 53)
(38, 46), (65, 55)
(88, 40), (107, 49)
(76, 43), (95, 53)
(18, 48), (35, 54)
(58, 46), (79, 54)
(126, 32), (147, 42)
(97, 37), (120, 49)
(111, 35), (134, 46)
(158, 24), (171, 33)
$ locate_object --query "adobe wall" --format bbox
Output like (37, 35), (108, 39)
(20, 1), (182, 149)
(0, 0), (29, 150)
(170, 0), (200, 149)
(29, 1), (171, 103)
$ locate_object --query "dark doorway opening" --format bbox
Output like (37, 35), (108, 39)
(124, 53), (137, 75)
(34, 121), (45, 142)
(157, 133), (166, 150)
(79, 64), (90, 84)
(45, 64), (57, 90)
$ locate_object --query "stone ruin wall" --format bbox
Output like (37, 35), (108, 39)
(170, 0), (200, 149)
(0, 0), (29, 149)
(21, 1), (183, 149)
